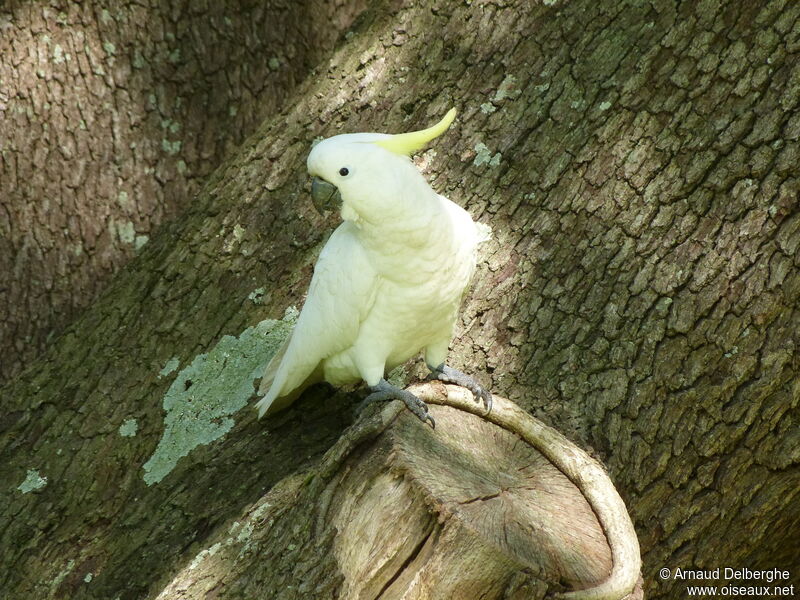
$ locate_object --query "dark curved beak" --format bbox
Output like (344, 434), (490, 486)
(311, 177), (342, 214)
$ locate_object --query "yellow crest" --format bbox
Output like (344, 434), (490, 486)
(374, 108), (457, 155)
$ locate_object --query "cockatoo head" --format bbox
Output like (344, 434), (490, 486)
(306, 109), (456, 223)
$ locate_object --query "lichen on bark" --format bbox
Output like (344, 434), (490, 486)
(143, 310), (297, 485)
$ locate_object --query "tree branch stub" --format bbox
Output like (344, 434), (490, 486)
(315, 383), (642, 600)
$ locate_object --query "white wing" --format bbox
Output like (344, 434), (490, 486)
(256, 222), (377, 417)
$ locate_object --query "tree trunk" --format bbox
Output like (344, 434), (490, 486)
(2, 0), (798, 599)
(0, 0), (366, 383)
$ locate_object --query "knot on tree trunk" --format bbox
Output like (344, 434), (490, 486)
(319, 383), (642, 600)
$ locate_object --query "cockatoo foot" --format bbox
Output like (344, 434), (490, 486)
(360, 379), (436, 428)
(428, 365), (492, 413)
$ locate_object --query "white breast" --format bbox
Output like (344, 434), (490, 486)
(322, 194), (479, 385)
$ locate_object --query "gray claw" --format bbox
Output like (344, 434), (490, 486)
(428, 364), (492, 414)
(360, 379), (435, 428)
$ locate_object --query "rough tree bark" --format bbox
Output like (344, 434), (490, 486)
(0, 0), (366, 382)
(1, 0), (798, 599)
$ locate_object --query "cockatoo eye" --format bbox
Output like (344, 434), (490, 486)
(339, 167), (349, 176)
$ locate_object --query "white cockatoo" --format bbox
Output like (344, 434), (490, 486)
(256, 109), (490, 427)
